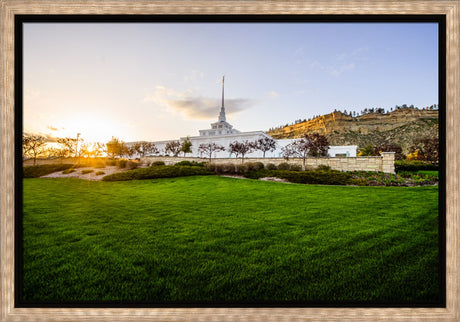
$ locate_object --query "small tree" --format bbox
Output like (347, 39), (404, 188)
(45, 147), (68, 160)
(281, 133), (329, 170)
(180, 137), (193, 157)
(78, 143), (92, 159)
(228, 141), (254, 163)
(121, 145), (136, 159)
(57, 137), (77, 158)
(133, 141), (159, 157)
(165, 140), (181, 157)
(198, 143), (225, 162)
(23, 134), (46, 165)
(306, 133), (329, 157)
(281, 140), (309, 170)
(409, 137), (439, 163)
(375, 143), (405, 161)
(253, 137), (276, 158)
(358, 145), (379, 157)
(228, 143), (240, 158)
(92, 142), (106, 158)
(106, 137), (125, 159)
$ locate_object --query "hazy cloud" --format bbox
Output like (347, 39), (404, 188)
(144, 86), (255, 120)
(267, 91), (280, 98)
(184, 70), (205, 82)
(47, 125), (59, 131)
(293, 47), (304, 57)
(310, 59), (356, 77)
(167, 97), (254, 119)
(23, 131), (59, 143)
(328, 63), (356, 77)
(309, 47), (367, 77)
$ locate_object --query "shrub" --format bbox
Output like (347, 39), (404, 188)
(117, 159), (128, 168)
(395, 160), (438, 172)
(289, 164), (302, 171)
(174, 160), (193, 166)
(277, 162), (291, 170)
(349, 170), (437, 186)
(213, 164), (224, 174)
(102, 165), (212, 181)
(62, 169), (76, 174)
(81, 169), (94, 174)
(95, 171), (105, 176)
(150, 161), (166, 167)
(106, 160), (117, 166)
(94, 161), (106, 169)
(174, 160), (206, 167)
(205, 163), (216, 172)
(241, 169), (355, 185)
(127, 161), (138, 170)
(266, 163), (277, 170)
(246, 162), (265, 171)
(274, 169), (354, 185)
(222, 163), (236, 174)
(316, 164), (331, 171)
(236, 164), (248, 175)
(23, 164), (74, 178)
(244, 169), (271, 179)
(213, 163), (235, 174)
(417, 170), (439, 179)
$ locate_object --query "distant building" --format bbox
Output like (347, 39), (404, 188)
(129, 77), (357, 159)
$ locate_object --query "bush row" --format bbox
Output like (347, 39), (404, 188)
(23, 164), (75, 178)
(102, 165), (212, 181)
(243, 169), (360, 185)
(204, 162), (306, 175)
(395, 160), (439, 172)
(173, 160), (206, 167)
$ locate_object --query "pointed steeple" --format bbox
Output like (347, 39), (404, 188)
(218, 75), (226, 122)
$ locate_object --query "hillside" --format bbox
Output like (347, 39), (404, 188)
(266, 107), (439, 153)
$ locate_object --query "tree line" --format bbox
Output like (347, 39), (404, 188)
(22, 132), (330, 167)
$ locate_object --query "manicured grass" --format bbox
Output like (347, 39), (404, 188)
(22, 176), (440, 304)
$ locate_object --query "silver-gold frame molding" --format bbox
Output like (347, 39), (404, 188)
(1, 1), (459, 320)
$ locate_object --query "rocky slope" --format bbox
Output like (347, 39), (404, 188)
(266, 108), (439, 153)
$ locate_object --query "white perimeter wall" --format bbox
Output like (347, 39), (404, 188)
(130, 133), (358, 159)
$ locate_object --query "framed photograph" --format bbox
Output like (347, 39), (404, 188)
(2, 0), (459, 320)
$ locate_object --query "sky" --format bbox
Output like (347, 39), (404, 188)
(23, 22), (438, 143)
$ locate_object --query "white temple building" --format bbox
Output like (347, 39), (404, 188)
(129, 77), (357, 159)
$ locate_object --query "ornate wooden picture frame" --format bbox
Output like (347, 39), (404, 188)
(1, 1), (459, 320)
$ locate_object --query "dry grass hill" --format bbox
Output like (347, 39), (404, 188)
(266, 107), (439, 153)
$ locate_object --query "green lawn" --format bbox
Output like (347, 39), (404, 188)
(22, 176), (440, 304)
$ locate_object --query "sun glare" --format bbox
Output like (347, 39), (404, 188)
(59, 115), (123, 144)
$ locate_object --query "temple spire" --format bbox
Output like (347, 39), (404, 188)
(218, 75), (226, 122)
(219, 75), (226, 122)
(222, 75), (225, 109)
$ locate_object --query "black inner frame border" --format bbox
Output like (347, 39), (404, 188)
(14, 14), (446, 308)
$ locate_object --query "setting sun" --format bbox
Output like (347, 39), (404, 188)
(50, 114), (129, 144)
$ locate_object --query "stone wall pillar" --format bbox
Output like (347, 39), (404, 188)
(381, 152), (395, 174)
